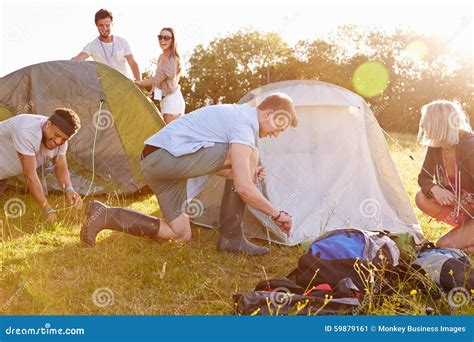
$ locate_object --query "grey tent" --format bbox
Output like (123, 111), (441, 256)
(0, 60), (164, 195)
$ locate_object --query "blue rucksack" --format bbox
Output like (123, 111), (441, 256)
(288, 228), (400, 291)
(412, 244), (474, 292)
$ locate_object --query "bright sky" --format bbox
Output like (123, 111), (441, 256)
(0, 0), (472, 77)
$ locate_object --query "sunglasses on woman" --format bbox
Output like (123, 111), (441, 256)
(158, 35), (172, 41)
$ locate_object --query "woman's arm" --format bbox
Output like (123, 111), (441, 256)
(418, 147), (437, 196)
(135, 79), (153, 88)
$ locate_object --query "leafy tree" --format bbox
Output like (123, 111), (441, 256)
(177, 26), (472, 133)
(182, 29), (294, 111)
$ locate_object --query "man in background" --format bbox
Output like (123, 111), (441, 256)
(71, 8), (141, 81)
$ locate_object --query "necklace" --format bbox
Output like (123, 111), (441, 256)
(99, 36), (115, 65)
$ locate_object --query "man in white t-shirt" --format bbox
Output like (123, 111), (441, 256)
(0, 108), (83, 222)
(81, 93), (297, 255)
(71, 9), (141, 80)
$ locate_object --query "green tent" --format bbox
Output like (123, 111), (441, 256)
(0, 60), (164, 194)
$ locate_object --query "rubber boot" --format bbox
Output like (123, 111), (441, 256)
(0, 179), (7, 196)
(217, 180), (269, 255)
(80, 200), (161, 246)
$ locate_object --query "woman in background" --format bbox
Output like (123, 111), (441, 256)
(136, 27), (185, 124)
(415, 100), (474, 253)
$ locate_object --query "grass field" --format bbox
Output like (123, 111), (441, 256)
(1, 133), (472, 315)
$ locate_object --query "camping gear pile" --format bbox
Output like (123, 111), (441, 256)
(234, 228), (474, 315)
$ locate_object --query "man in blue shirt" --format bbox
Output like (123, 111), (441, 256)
(81, 93), (297, 255)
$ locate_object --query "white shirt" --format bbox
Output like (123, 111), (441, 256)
(82, 36), (132, 77)
(0, 114), (68, 179)
(145, 104), (259, 157)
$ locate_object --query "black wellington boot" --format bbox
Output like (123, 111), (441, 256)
(217, 180), (270, 255)
(80, 200), (161, 246)
(0, 179), (7, 196)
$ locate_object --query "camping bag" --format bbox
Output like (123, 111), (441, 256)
(288, 228), (400, 291)
(234, 277), (361, 315)
(412, 246), (474, 291)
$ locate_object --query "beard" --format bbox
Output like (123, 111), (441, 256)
(42, 134), (54, 150)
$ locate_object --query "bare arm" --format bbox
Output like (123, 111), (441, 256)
(125, 54), (141, 81)
(71, 52), (89, 61)
(54, 155), (83, 209)
(135, 79), (153, 88)
(53, 155), (72, 190)
(18, 153), (51, 211)
(230, 144), (277, 216)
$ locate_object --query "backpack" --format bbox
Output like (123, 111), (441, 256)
(233, 277), (361, 315)
(412, 244), (474, 292)
(288, 228), (400, 291)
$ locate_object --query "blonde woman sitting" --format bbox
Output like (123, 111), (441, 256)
(415, 100), (474, 253)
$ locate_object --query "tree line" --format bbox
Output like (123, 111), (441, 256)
(154, 25), (473, 133)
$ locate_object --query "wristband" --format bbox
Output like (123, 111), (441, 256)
(272, 210), (289, 221)
(44, 207), (55, 215)
(65, 186), (75, 193)
(271, 211), (281, 221)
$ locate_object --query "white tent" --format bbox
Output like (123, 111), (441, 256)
(189, 80), (424, 245)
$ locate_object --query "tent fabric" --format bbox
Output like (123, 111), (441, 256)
(0, 60), (164, 195)
(190, 80), (424, 245)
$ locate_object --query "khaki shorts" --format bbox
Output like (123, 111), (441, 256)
(140, 143), (229, 222)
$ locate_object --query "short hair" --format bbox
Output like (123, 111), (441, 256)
(95, 9), (113, 24)
(51, 108), (81, 131)
(418, 100), (472, 147)
(257, 93), (298, 128)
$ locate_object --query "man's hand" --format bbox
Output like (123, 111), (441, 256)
(45, 211), (58, 223)
(66, 190), (83, 209)
(273, 211), (292, 236)
(255, 165), (266, 182)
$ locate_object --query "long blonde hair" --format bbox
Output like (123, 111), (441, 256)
(418, 100), (472, 148)
(161, 27), (182, 76)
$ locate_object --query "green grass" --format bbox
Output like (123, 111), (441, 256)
(1, 133), (472, 315)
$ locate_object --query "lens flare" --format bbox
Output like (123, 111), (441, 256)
(404, 41), (429, 61)
(352, 61), (389, 98)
